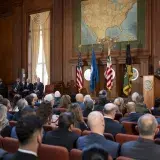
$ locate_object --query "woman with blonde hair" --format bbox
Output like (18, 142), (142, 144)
(59, 95), (71, 109)
(68, 103), (88, 131)
(0, 104), (11, 137)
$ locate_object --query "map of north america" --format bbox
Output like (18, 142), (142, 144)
(81, 0), (137, 45)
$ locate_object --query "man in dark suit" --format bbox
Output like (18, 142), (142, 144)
(120, 102), (143, 123)
(77, 111), (120, 159)
(9, 78), (23, 99)
(22, 78), (33, 97)
(120, 114), (160, 160)
(0, 78), (8, 98)
(33, 77), (44, 99)
(10, 115), (43, 160)
(103, 103), (125, 136)
(43, 112), (79, 151)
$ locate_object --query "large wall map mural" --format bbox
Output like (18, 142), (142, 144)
(81, 0), (137, 45)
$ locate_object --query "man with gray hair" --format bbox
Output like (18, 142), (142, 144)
(120, 114), (160, 160)
(103, 103), (125, 136)
(83, 99), (94, 117)
(76, 93), (85, 110)
(120, 102), (143, 123)
(77, 111), (120, 159)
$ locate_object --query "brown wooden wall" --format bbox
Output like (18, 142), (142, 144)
(0, 0), (159, 97)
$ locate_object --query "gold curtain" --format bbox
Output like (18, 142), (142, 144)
(30, 11), (50, 84)
(30, 14), (40, 83)
(41, 11), (50, 84)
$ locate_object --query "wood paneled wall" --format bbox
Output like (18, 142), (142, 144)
(0, 0), (159, 97)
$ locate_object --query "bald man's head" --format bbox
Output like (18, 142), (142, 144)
(103, 103), (117, 119)
(126, 102), (136, 113)
(88, 111), (105, 134)
(138, 114), (158, 137)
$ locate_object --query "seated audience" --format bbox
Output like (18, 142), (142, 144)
(94, 90), (109, 112)
(43, 112), (79, 151)
(10, 115), (43, 160)
(0, 95), (3, 103)
(59, 95), (71, 108)
(135, 94), (150, 114)
(82, 144), (109, 160)
(0, 104), (10, 137)
(120, 102), (143, 123)
(131, 92), (139, 103)
(83, 99), (94, 117)
(1, 98), (13, 120)
(77, 111), (120, 159)
(22, 78), (33, 97)
(12, 94), (22, 111)
(152, 97), (160, 116)
(25, 95), (35, 109)
(44, 94), (54, 106)
(53, 91), (61, 108)
(12, 99), (28, 121)
(103, 103), (125, 136)
(33, 77), (44, 99)
(76, 93), (85, 110)
(68, 103), (88, 131)
(9, 78), (23, 99)
(120, 114), (160, 160)
(84, 95), (92, 102)
(0, 78), (8, 98)
(114, 97), (125, 114)
(36, 101), (52, 125)
(11, 106), (36, 139)
(30, 93), (40, 107)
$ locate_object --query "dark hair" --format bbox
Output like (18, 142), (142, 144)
(21, 107), (36, 118)
(36, 101), (52, 125)
(58, 112), (74, 129)
(155, 98), (160, 108)
(16, 115), (43, 145)
(82, 144), (109, 160)
(13, 94), (22, 108)
(25, 95), (34, 106)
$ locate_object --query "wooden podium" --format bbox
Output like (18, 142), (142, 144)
(143, 75), (160, 109)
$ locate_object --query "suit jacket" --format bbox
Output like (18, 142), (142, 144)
(43, 128), (79, 151)
(120, 113), (143, 123)
(12, 82), (23, 92)
(8, 151), (38, 160)
(104, 118), (125, 136)
(33, 82), (44, 95)
(24, 83), (33, 92)
(77, 133), (120, 158)
(120, 137), (160, 160)
(136, 104), (149, 114)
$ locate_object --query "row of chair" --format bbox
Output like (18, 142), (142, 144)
(0, 136), (133, 160)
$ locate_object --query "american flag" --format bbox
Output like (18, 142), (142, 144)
(104, 55), (114, 90)
(76, 52), (83, 90)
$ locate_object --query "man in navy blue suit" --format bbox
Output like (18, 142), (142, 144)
(33, 77), (44, 99)
(77, 111), (120, 159)
(120, 102), (143, 123)
(103, 103), (125, 136)
(120, 114), (160, 160)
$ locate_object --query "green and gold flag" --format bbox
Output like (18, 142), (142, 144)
(123, 44), (133, 96)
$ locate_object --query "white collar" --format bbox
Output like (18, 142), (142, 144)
(104, 116), (113, 120)
(18, 149), (37, 157)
